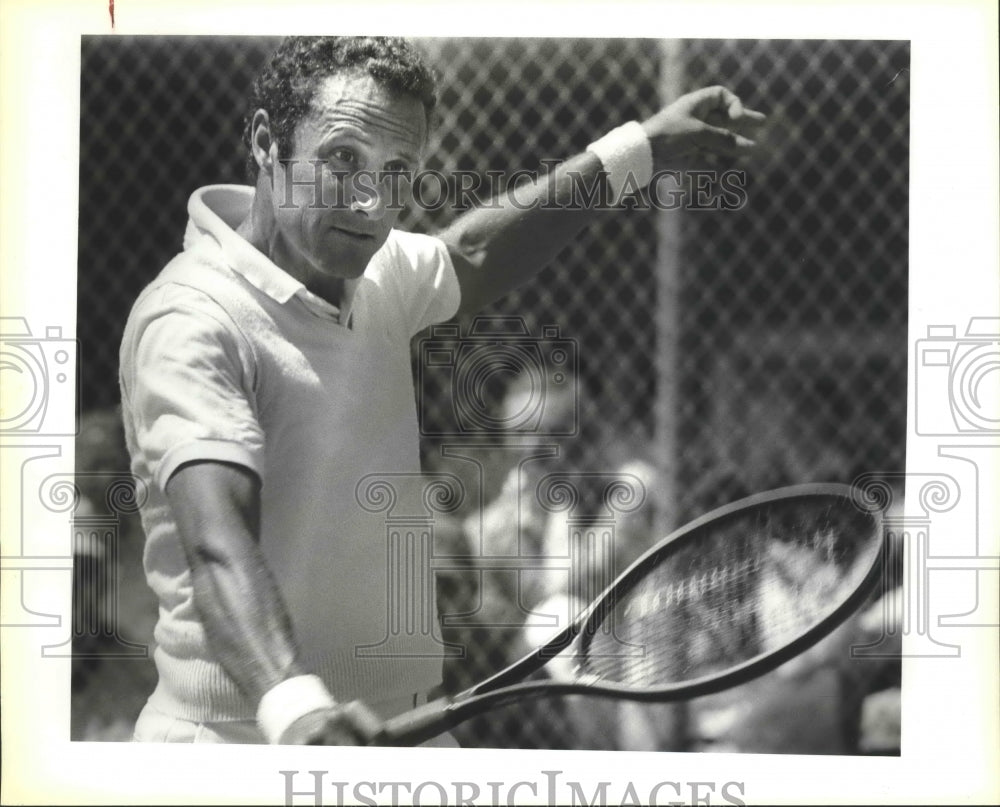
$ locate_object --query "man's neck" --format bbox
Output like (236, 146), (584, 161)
(235, 180), (347, 310)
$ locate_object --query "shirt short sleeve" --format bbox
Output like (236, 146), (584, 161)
(120, 283), (265, 493)
(380, 230), (462, 336)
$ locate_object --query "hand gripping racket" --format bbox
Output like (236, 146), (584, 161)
(371, 482), (885, 746)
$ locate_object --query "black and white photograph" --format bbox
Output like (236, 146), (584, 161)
(1, 1), (997, 805)
(70, 32), (908, 752)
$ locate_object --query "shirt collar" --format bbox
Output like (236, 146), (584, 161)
(185, 185), (359, 322)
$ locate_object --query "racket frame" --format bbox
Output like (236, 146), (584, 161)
(373, 482), (886, 746)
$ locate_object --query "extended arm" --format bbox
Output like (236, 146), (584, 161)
(166, 460), (380, 744)
(440, 85), (765, 315)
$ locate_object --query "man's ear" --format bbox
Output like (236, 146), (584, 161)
(250, 109), (277, 175)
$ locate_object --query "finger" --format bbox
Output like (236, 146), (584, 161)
(726, 113), (768, 141)
(693, 87), (766, 127)
(695, 123), (757, 156)
(702, 85), (745, 118)
(339, 700), (382, 742)
(282, 707), (342, 745)
(731, 109), (767, 137)
(724, 94), (745, 121)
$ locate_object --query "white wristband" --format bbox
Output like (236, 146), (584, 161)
(586, 121), (654, 202)
(257, 674), (337, 745)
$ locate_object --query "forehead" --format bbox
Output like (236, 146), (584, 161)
(303, 71), (427, 148)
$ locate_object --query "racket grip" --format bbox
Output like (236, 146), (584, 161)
(369, 695), (455, 747)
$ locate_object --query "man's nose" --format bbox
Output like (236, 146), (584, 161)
(349, 179), (386, 220)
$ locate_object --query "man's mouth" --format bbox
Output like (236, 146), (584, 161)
(331, 226), (376, 240)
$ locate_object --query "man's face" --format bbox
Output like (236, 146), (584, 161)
(268, 71), (427, 286)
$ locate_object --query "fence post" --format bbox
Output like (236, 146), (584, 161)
(654, 37), (690, 751)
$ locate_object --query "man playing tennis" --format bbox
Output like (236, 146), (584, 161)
(120, 36), (764, 746)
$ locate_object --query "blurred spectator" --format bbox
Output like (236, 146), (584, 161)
(521, 442), (684, 751)
(436, 366), (585, 747)
(435, 353), (679, 749)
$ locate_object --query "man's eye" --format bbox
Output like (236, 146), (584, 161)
(331, 149), (355, 165)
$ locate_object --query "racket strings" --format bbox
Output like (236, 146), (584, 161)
(575, 499), (879, 689)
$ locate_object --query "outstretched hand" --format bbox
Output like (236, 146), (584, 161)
(641, 86), (766, 167)
(280, 700), (383, 745)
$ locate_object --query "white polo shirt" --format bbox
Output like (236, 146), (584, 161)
(120, 185), (461, 722)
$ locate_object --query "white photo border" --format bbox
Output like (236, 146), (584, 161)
(1, 0), (998, 804)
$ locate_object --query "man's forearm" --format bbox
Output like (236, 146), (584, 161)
(438, 87), (765, 316)
(188, 541), (305, 705)
(166, 461), (305, 707)
(162, 443), (380, 745)
(439, 151), (609, 316)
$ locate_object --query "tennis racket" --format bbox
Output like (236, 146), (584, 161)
(370, 482), (885, 746)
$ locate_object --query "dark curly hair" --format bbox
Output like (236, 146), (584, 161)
(243, 36), (438, 181)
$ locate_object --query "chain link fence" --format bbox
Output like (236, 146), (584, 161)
(75, 36), (908, 751)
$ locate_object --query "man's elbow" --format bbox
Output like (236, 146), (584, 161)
(188, 541), (239, 572)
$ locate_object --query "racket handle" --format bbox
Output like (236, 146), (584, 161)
(370, 695), (455, 747)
